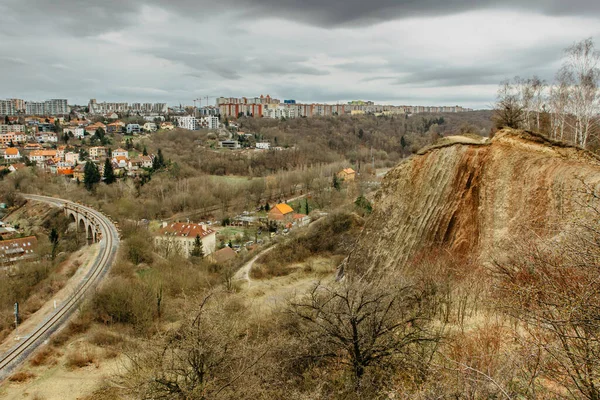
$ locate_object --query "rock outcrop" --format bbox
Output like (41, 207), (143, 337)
(346, 129), (600, 274)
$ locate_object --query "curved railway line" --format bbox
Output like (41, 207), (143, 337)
(0, 194), (120, 379)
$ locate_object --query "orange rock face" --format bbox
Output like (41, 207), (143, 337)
(347, 129), (600, 275)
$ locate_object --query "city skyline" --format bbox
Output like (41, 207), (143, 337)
(1, 1), (599, 108)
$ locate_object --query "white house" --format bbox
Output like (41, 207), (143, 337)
(64, 152), (80, 164)
(256, 142), (271, 150)
(126, 124), (141, 134)
(3, 148), (21, 161)
(155, 222), (216, 257)
(112, 148), (128, 158)
(64, 127), (85, 139)
(143, 122), (157, 132)
(35, 132), (58, 143)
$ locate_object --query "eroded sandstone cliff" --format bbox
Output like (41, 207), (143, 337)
(347, 129), (600, 274)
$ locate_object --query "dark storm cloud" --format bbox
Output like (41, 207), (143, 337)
(196, 0), (600, 27)
(6, 0), (600, 34)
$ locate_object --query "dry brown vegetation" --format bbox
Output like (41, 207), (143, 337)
(251, 212), (363, 279)
(8, 371), (36, 383)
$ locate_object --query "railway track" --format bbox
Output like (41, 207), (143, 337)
(0, 194), (120, 378)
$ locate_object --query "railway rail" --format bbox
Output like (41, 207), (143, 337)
(0, 194), (119, 378)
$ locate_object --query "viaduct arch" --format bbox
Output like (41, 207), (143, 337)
(64, 203), (102, 243)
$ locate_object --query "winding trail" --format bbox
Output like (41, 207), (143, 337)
(233, 246), (274, 284)
(0, 194), (120, 379)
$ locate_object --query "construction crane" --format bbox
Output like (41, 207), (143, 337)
(193, 98), (202, 118)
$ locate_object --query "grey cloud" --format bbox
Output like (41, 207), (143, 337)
(6, 0), (600, 35)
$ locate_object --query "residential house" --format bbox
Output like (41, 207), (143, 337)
(209, 246), (237, 264)
(160, 122), (175, 130)
(112, 148), (128, 158)
(8, 163), (26, 173)
(35, 132), (58, 143)
(73, 163), (86, 181)
(293, 213), (310, 227)
(0, 236), (38, 265)
(24, 143), (42, 151)
(3, 147), (21, 161)
(113, 155), (128, 169)
(256, 142), (270, 150)
(126, 124), (141, 134)
(268, 203), (295, 223)
(128, 155), (153, 170)
(337, 168), (356, 181)
(29, 149), (57, 164)
(56, 162), (74, 176)
(64, 152), (80, 164)
(64, 127), (85, 139)
(107, 122), (124, 134)
(155, 222), (216, 258)
(89, 146), (107, 161)
(143, 122), (157, 132)
(105, 112), (119, 120)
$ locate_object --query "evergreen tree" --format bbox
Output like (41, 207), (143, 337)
(332, 174), (341, 191)
(305, 198), (310, 215)
(265, 202), (270, 212)
(103, 158), (116, 184)
(358, 128), (364, 139)
(157, 149), (165, 168)
(190, 234), (204, 258)
(49, 228), (59, 260)
(143, 146), (148, 156)
(83, 161), (101, 192)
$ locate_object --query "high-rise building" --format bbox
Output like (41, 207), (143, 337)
(44, 99), (68, 115)
(0, 100), (15, 116)
(25, 102), (45, 115)
(10, 99), (25, 112)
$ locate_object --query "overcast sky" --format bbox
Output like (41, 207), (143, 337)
(1, 1), (599, 109)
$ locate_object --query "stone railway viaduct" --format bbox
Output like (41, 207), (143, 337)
(64, 203), (102, 243)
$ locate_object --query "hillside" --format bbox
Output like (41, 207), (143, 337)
(346, 128), (600, 275)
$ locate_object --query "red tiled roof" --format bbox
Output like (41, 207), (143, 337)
(158, 222), (214, 238)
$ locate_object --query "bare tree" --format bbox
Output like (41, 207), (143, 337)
(287, 275), (442, 391)
(494, 80), (525, 129)
(495, 190), (600, 400)
(560, 38), (600, 148)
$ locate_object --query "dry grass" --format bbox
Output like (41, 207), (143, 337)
(65, 349), (97, 369)
(89, 330), (123, 347)
(8, 371), (36, 382)
(30, 346), (59, 367)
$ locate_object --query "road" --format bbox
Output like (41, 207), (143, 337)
(0, 194), (120, 379)
(233, 246), (274, 283)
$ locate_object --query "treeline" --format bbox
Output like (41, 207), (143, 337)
(495, 38), (600, 150)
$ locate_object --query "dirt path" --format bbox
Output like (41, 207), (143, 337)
(233, 246), (274, 283)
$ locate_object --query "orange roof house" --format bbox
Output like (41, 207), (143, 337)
(268, 203), (295, 222)
(337, 167), (356, 181)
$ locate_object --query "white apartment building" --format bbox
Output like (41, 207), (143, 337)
(0, 124), (25, 134)
(88, 99), (168, 115)
(264, 105), (297, 119)
(0, 100), (15, 116)
(175, 116), (198, 130)
(199, 116), (219, 129)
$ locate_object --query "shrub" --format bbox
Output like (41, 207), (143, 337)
(66, 349), (97, 369)
(8, 371), (35, 382)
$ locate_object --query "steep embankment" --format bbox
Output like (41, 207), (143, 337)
(347, 129), (600, 274)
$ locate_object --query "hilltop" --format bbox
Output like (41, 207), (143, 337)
(346, 128), (600, 275)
